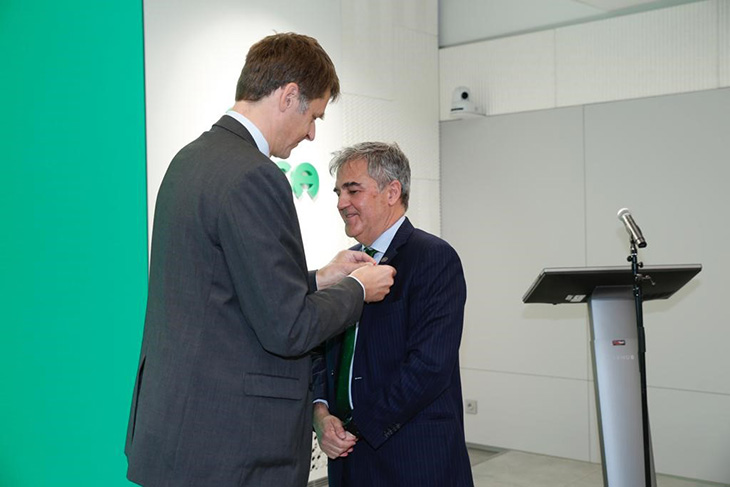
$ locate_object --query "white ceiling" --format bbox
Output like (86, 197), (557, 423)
(438, 0), (704, 47)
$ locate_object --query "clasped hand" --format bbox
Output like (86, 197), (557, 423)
(313, 403), (358, 459)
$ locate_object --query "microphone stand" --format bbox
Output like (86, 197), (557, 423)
(628, 239), (652, 487)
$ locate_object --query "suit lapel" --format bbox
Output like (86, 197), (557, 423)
(359, 217), (413, 319)
(349, 219), (413, 410)
(379, 217), (414, 266)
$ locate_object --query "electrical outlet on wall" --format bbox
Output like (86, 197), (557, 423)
(465, 399), (478, 414)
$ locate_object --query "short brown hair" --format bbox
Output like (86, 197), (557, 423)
(235, 32), (340, 104)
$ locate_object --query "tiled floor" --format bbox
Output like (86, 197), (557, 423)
(468, 448), (729, 487)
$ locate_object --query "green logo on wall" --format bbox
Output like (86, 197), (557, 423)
(276, 161), (319, 199)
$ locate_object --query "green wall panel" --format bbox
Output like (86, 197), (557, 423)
(1, 0), (147, 485)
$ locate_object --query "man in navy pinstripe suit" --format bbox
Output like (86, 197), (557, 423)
(313, 142), (474, 486)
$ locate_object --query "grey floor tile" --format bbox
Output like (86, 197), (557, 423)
(656, 475), (730, 487)
(468, 447), (501, 467)
(473, 478), (523, 487)
(469, 449), (729, 487)
(565, 469), (605, 487)
(472, 451), (598, 487)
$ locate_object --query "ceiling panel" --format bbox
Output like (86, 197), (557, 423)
(438, 0), (705, 47)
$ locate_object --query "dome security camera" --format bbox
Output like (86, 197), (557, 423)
(450, 86), (481, 117)
(452, 86), (471, 105)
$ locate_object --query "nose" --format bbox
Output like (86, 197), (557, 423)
(306, 122), (316, 141)
(337, 192), (349, 211)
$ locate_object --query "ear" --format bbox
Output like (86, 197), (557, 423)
(279, 82), (300, 112)
(387, 180), (402, 206)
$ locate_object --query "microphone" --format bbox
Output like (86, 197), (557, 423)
(617, 208), (647, 248)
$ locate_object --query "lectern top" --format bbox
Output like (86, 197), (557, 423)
(522, 264), (701, 304)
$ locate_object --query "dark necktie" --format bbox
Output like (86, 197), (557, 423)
(362, 246), (378, 259)
(335, 246), (378, 419)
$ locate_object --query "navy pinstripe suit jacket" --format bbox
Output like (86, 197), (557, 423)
(313, 218), (474, 487)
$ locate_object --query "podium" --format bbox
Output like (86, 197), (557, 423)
(523, 264), (701, 487)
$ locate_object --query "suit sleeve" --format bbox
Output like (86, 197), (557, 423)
(353, 243), (467, 449)
(308, 270), (318, 292)
(218, 161), (362, 357)
(311, 345), (327, 402)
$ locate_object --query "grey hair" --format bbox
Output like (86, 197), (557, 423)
(297, 95), (309, 114)
(329, 142), (411, 210)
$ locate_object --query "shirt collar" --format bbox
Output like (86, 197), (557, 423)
(224, 110), (270, 156)
(363, 216), (406, 263)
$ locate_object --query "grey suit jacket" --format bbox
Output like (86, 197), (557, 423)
(125, 116), (363, 486)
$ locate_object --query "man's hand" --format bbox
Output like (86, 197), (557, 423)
(313, 403), (357, 459)
(316, 250), (376, 290)
(350, 264), (396, 302)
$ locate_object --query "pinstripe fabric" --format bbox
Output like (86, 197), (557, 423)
(314, 218), (474, 487)
(126, 117), (364, 487)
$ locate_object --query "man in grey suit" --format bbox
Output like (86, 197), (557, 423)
(125, 33), (396, 487)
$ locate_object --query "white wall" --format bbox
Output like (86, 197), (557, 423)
(439, 0), (729, 119)
(143, 0), (439, 481)
(440, 1), (730, 483)
(144, 0), (440, 270)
